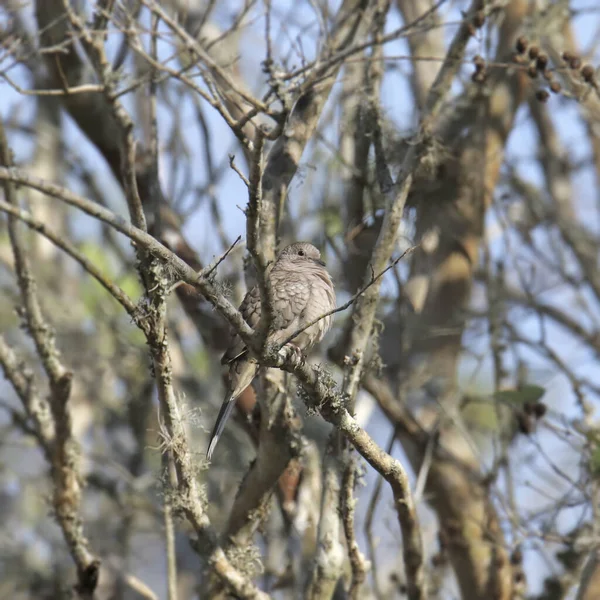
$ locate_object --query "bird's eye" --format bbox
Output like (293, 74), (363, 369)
(298, 250), (305, 256)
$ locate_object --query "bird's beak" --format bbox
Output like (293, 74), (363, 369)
(315, 259), (326, 267)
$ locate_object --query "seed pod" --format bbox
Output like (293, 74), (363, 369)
(514, 571), (525, 584)
(542, 69), (553, 81)
(535, 89), (550, 102)
(516, 36), (528, 54)
(517, 412), (533, 434)
(528, 45), (540, 60)
(550, 81), (562, 93)
(581, 64), (596, 83)
(562, 50), (573, 62)
(536, 53), (548, 70)
(511, 547), (523, 565)
(569, 56), (582, 70)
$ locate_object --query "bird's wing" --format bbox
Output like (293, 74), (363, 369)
(221, 285), (262, 365)
(221, 271), (314, 363)
(268, 272), (312, 345)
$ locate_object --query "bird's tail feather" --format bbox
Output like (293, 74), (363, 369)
(206, 393), (238, 461)
(207, 360), (259, 461)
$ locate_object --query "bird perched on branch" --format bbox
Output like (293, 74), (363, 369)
(206, 242), (336, 460)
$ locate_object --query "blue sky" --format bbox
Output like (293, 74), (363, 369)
(2, 1), (600, 596)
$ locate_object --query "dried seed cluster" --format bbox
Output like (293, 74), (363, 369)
(562, 51), (598, 86)
(513, 36), (598, 101)
(513, 36), (560, 100)
(516, 401), (547, 435)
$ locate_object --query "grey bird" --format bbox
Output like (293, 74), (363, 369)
(206, 242), (336, 460)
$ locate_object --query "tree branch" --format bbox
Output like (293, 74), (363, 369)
(0, 117), (99, 596)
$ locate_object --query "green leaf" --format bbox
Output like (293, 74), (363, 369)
(77, 242), (141, 317)
(590, 444), (600, 477)
(323, 207), (343, 238)
(118, 273), (142, 299)
(188, 348), (210, 377)
(494, 384), (546, 405)
(462, 399), (501, 431)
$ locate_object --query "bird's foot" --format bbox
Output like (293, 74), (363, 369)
(278, 343), (305, 367)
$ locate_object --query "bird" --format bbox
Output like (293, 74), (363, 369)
(206, 242), (336, 460)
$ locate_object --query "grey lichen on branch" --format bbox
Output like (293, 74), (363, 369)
(0, 137), (422, 598)
(0, 119), (100, 595)
(270, 350), (424, 600)
(245, 129), (277, 345)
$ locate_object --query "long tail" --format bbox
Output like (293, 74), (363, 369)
(206, 393), (238, 461)
(207, 360), (258, 460)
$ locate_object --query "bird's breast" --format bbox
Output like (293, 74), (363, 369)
(305, 276), (335, 342)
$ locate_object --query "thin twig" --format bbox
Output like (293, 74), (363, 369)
(203, 235), (242, 278)
(273, 354), (424, 600)
(0, 117), (99, 595)
(229, 154), (250, 187)
(0, 199), (138, 317)
(0, 336), (55, 455)
(0, 166), (257, 346)
(60, 0), (147, 233)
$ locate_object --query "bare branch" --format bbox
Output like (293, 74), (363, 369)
(0, 117), (99, 595)
(245, 130), (276, 346)
(259, 0), (379, 261)
(342, 456), (370, 598)
(275, 355), (425, 600)
(0, 335), (55, 454)
(0, 167), (256, 345)
(0, 199), (138, 317)
(306, 435), (345, 599)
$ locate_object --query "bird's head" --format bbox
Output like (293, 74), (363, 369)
(277, 242), (326, 267)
